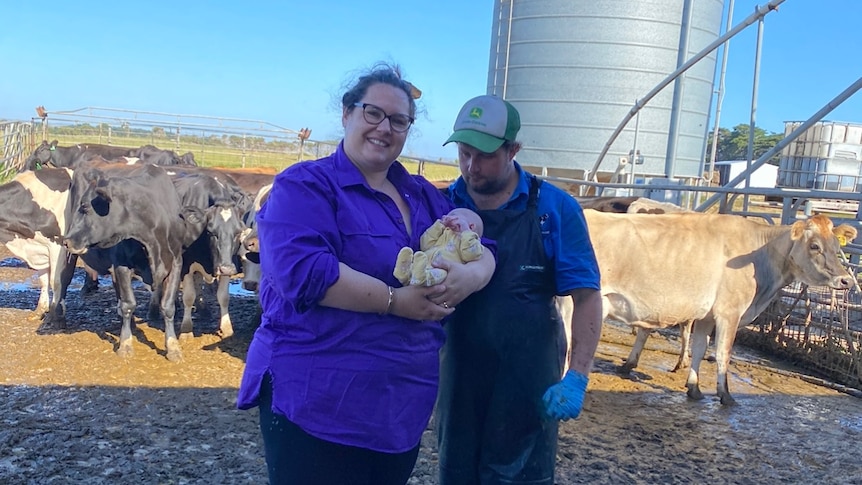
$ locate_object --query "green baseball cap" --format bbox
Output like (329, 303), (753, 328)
(444, 95), (520, 153)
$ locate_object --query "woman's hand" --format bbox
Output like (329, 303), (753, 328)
(321, 263), (454, 320)
(426, 248), (495, 308)
(391, 284), (455, 321)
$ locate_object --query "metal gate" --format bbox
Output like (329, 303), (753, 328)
(0, 121), (35, 178)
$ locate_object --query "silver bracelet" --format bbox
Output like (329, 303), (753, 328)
(381, 285), (395, 315)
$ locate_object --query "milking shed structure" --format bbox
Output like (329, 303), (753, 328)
(1, 0), (862, 392)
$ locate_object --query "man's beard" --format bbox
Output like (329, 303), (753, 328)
(467, 175), (508, 195)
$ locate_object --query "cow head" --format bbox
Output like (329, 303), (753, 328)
(23, 141), (54, 171)
(180, 152), (197, 166)
(788, 214), (858, 289)
(241, 254), (261, 292)
(205, 200), (245, 276)
(239, 220), (262, 291)
(63, 170), (128, 254)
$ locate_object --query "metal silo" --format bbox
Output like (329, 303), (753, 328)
(488, 0), (725, 179)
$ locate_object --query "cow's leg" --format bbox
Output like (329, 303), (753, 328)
(672, 320), (694, 372)
(216, 275), (234, 338)
(160, 261), (184, 362)
(41, 252), (77, 331)
(179, 272), (197, 339)
(193, 271), (212, 320)
(686, 319), (714, 401)
(147, 286), (162, 321)
(113, 266), (137, 358)
(80, 265), (100, 296)
(45, 246), (68, 316)
(619, 327), (651, 373)
(714, 317), (740, 406)
(34, 270), (50, 314)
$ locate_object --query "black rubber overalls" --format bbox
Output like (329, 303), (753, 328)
(437, 176), (565, 485)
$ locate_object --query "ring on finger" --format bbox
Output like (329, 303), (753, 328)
(443, 301), (449, 308)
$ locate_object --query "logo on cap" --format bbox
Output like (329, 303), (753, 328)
(469, 107), (483, 119)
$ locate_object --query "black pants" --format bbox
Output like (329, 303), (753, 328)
(258, 374), (420, 485)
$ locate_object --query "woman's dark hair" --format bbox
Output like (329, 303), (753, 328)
(341, 63), (419, 117)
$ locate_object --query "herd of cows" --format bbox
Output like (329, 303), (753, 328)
(0, 140), (858, 405)
(4, 141), (273, 361)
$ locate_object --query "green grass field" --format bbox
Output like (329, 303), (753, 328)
(43, 132), (461, 181)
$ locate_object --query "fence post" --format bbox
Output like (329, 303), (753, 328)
(297, 128), (311, 165)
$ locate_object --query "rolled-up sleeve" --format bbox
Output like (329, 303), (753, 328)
(257, 167), (341, 313)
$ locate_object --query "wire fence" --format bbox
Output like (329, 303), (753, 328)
(1, 107), (460, 181)
(741, 276), (862, 392)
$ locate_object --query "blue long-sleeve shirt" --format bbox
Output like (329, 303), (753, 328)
(448, 162), (600, 294)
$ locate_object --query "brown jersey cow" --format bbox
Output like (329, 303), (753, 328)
(584, 210), (856, 405)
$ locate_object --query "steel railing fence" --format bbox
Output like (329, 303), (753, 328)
(3, 107), (457, 179)
(31, 106), (330, 170)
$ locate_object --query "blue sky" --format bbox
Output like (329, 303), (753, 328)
(2, 1), (859, 161)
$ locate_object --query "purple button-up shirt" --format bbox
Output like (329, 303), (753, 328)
(237, 143), (453, 453)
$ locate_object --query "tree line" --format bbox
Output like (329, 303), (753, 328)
(707, 124), (783, 164)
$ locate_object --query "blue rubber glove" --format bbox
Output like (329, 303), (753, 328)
(542, 370), (589, 420)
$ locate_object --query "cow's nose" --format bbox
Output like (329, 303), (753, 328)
(839, 275), (854, 289)
(217, 265), (237, 277)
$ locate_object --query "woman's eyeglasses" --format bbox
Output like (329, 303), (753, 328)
(353, 103), (414, 133)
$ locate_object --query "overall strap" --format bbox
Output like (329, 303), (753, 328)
(527, 174), (541, 210)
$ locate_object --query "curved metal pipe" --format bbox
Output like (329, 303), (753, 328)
(587, 0), (786, 182)
(696, 76), (862, 212)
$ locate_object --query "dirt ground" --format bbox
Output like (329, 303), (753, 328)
(1, 247), (861, 485)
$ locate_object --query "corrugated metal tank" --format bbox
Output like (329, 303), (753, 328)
(487, 0), (725, 179)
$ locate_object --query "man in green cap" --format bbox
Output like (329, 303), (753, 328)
(436, 95), (604, 485)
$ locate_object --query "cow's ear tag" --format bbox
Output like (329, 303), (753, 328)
(35, 161), (42, 170)
(838, 235), (848, 247)
(49, 146), (55, 151)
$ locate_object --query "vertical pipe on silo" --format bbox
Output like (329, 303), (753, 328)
(502, 0), (513, 98)
(707, 0), (735, 183)
(747, 17), (765, 170)
(489, 0), (506, 95)
(744, 15), (765, 211)
(665, 0), (695, 178)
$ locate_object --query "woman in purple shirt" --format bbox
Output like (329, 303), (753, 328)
(237, 64), (495, 485)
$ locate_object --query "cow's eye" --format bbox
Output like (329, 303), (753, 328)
(92, 197), (110, 217)
(78, 204), (90, 214)
(809, 243), (821, 252)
